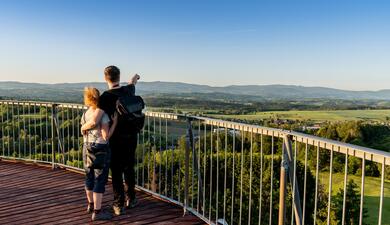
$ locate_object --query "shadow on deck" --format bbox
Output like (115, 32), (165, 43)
(0, 160), (205, 225)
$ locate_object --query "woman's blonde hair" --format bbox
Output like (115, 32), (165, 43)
(83, 87), (100, 109)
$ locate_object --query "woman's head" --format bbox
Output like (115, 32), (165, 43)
(83, 87), (100, 108)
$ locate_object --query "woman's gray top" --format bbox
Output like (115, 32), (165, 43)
(81, 109), (110, 144)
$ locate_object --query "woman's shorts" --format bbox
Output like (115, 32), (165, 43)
(83, 143), (110, 193)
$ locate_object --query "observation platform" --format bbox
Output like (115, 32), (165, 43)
(0, 160), (205, 225)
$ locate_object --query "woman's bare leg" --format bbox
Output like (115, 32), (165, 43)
(85, 188), (93, 203)
(93, 193), (103, 210)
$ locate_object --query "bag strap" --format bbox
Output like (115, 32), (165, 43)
(82, 112), (89, 143)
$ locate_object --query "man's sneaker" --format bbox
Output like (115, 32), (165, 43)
(126, 198), (139, 209)
(87, 203), (93, 214)
(92, 209), (112, 221)
(112, 205), (125, 216)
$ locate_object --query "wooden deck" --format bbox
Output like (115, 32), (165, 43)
(0, 160), (205, 225)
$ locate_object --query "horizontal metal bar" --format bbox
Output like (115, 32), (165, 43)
(0, 156), (54, 165)
(0, 101), (54, 107)
(57, 104), (86, 109)
(136, 186), (214, 225)
(145, 111), (179, 120)
(191, 115), (284, 136)
(290, 131), (390, 166)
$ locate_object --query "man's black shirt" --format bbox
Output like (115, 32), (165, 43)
(98, 84), (135, 138)
(99, 84), (138, 206)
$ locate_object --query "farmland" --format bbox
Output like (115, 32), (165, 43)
(210, 109), (390, 123)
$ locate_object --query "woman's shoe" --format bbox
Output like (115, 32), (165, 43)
(87, 203), (94, 214)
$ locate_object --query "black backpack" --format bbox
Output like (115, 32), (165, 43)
(109, 88), (145, 134)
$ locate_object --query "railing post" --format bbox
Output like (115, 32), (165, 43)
(51, 104), (57, 169)
(184, 117), (193, 215)
(282, 134), (303, 225)
(279, 136), (288, 225)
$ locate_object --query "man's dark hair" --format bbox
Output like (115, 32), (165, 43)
(104, 65), (120, 82)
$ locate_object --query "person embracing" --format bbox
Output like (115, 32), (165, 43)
(81, 87), (118, 221)
(81, 65), (141, 216)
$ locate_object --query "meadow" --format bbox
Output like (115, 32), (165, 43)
(211, 109), (390, 123)
(318, 172), (390, 225)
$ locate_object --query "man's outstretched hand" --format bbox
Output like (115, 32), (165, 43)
(129, 74), (140, 85)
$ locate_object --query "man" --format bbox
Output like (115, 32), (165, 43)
(81, 65), (140, 216)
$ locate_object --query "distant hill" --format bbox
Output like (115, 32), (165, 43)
(1, 81), (390, 102)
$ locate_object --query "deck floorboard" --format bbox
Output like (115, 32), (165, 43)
(0, 160), (205, 225)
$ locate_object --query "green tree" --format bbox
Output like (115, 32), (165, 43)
(332, 180), (368, 225)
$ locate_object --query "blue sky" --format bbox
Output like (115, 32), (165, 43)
(0, 0), (389, 90)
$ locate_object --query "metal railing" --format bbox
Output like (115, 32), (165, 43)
(0, 100), (389, 225)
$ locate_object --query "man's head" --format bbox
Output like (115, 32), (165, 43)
(104, 65), (120, 84)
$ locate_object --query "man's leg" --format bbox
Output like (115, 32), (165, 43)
(123, 135), (137, 204)
(111, 161), (125, 208)
(124, 160), (135, 200)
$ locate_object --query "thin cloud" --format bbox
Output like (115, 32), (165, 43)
(173, 28), (257, 36)
(222, 28), (257, 34)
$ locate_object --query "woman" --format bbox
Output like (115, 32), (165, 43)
(81, 87), (117, 221)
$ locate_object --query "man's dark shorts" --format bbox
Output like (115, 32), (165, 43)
(83, 143), (111, 193)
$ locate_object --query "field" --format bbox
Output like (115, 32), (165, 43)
(318, 172), (390, 224)
(211, 109), (390, 122)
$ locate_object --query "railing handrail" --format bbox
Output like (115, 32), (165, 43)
(188, 116), (390, 165)
(1, 100), (389, 166)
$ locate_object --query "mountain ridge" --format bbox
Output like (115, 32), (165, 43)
(1, 81), (390, 101)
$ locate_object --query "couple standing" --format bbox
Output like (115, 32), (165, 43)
(81, 65), (141, 221)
